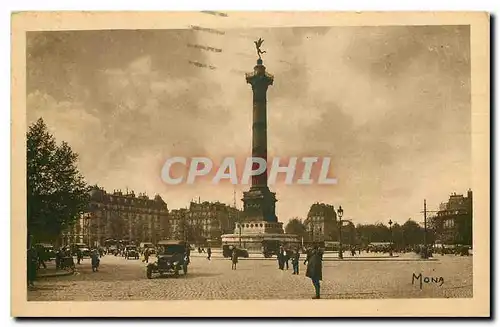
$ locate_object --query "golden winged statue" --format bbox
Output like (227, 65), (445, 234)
(254, 38), (266, 59)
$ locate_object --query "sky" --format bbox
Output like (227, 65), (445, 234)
(26, 25), (471, 225)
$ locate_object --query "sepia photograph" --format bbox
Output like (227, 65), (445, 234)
(11, 11), (490, 317)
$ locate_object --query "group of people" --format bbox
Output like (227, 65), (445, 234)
(277, 245), (323, 299)
(276, 246), (301, 273)
(26, 246), (102, 287)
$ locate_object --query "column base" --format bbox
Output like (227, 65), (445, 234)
(242, 186), (277, 223)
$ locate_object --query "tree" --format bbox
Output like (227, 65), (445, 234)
(285, 218), (307, 239)
(402, 219), (424, 246)
(27, 118), (90, 245)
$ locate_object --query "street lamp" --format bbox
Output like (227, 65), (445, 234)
(237, 210), (242, 248)
(337, 206), (344, 259)
(388, 219), (393, 257)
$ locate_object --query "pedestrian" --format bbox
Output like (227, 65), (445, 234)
(185, 244), (191, 265)
(277, 246), (285, 270)
(37, 248), (47, 269)
(351, 246), (356, 257)
(91, 250), (100, 272)
(27, 247), (38, 287)
(143, 248), (150, 263)
(207, 247), (212, 260)
(284, 249), (290, 270)
(291, 249), (300, 275)
(231, 248), (238, 270)
(77, 249), (83, 264)
(305, 245), (323, 299)
(55, 248), (62, 270)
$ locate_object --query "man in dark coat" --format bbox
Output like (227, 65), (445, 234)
(27, 247), (38, 287)
(291, 249), (300, 275)
(305, 246), (323, 299)
(284, 249), (290, 270)
(76, 249), (83, 264)
(207, 247), (212, 260)
(277, 246), (285, 270)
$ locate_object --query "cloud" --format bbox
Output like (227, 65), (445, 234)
(26, 27), (471, 224)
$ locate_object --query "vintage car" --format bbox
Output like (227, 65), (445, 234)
(79, 247), (91, 257)
(146, 240), (189, 279)
(454, 244), (471, 256)
(34, 243), (56, 261)
(139, 242), (154, 253)
(222, 244), (249, 259)
(70, 243), (88, 256)
(125, 246), (140, 259)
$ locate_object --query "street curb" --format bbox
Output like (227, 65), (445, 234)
(212, 257), (439, 262)
(321, 258), (440, 262)
(37, 270), (74, 278)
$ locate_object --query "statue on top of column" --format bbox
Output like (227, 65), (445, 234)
(254, 38), (266, 59)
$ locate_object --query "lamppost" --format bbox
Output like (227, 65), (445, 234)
(238, 210), (242, 248)
(388, 219), (393, 257)
(337, 206), (344, 259)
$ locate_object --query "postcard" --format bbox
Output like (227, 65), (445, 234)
(11, 11), (490, 317)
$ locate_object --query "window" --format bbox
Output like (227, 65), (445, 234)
(444, 219), (455, 228)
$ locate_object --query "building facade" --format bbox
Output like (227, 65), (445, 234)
(61, 186), (169, 247)
(430, 189), (473, 245)
(303, 203), (338, 242)
(167, 200), (242, 246)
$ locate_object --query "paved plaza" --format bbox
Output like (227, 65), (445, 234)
(27, 252), (472, 301)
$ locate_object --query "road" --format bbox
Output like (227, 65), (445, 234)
(27, 253), (472, 301)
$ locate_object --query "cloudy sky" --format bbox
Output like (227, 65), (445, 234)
(26, 25), (471, 225)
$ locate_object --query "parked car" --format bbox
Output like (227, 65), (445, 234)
(70, 243), (88, 256)
(125, 246), (140, 260)
(454, 244), (471, 256)
(79, 247), (91, 257)
(34, 243), (56, 261)
(222, 245), (249, 258)
(139, 242), (154, 254)
(146, 240), (189, 279)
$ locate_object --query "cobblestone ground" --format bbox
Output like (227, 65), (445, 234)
(27, 253), (472, 301)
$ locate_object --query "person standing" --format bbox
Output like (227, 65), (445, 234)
(37, 248), (47, 269)
(231, 248), (238, 270)
(207, 247), (212, 260)
(76, 249), (83, 265)
(277, 246), (285, 270)
(284, 248), (290, 270)
(91, 250), (100, 272)
(55, 248), (63, 270)
(291, 249), (300, 275)
(305, 245), (323, 299)
(185, 244), (191, 265)
(143, 248), (150, 263)
(27, 247), (38, 287)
